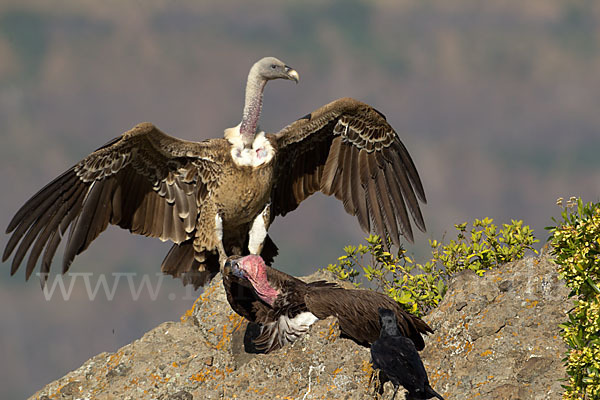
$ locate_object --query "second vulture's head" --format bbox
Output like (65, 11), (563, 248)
(251, 57), (299, 83)
(225, 255), (279, 306)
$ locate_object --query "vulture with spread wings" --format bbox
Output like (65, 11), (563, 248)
(4, 57), (426, 288)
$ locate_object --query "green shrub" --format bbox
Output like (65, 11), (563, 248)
(325, 218), (538, 316)
(549, 197), (600, 399)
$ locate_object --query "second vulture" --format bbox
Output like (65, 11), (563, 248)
(223, 255), (432, 353)
(4, 56), (426, 288)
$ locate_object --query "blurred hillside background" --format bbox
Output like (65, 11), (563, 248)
(1, 0), (599, 398)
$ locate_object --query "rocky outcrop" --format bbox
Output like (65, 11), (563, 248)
(421, 253), (569, 399)
(30, 254), (568, 400)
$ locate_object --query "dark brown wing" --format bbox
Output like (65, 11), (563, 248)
(269, 97), (426, 247)
(304, 287), (432, 350)
(3, 122), (222, 281)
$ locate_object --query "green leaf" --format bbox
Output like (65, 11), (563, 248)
(586, 277), (600, 294)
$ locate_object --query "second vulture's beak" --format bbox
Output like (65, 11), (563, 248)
(285, 65), (300, 83)
(228, 259), (247, 279)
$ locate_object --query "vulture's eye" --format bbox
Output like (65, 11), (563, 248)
(270, 64), (277, 69)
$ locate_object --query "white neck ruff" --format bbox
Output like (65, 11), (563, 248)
(225, 124), (274, 167)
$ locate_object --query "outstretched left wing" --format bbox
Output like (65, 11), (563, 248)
(3, 122), (222, 282)
(269, 97), (426, 248)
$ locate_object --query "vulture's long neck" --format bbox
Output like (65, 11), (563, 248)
(239, 66), (267, 146)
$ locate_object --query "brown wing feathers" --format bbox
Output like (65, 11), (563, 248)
(305, 288), (432, 350)
(270, 122), (335, 217)
(3, 124), (206, 281)
(273, 98), (426, 248)
(63, 177), (114, 272)
(319, 136), (341, 199)
(388, 141), (426, 231)
(5, 167), (84, 278)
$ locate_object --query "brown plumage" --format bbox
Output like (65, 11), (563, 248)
(270, 98), (426, 245)
(4, 57), (426, 288)
(223, 255), (432, 354)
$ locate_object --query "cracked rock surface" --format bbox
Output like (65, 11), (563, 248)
(421, 253), (569, 399)
(30, 254), (567, 399)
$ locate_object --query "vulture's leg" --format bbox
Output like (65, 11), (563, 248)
(217, 241), (227, 270)
(248, 203), (271, 254)
(214, 213), (228, 270)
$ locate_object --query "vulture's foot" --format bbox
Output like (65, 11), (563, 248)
(217, 242), (228, 272)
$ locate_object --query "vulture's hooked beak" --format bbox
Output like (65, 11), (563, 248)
(226, 259), (247, 279)
(285, 66), (300, 83)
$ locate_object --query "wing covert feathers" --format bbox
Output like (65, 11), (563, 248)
(3, 123), (219, 281)
(272, 97), (426, 247)
(305, 287), (432, 350)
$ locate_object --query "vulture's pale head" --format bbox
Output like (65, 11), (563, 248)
(251, 57), (299, 83)
(378, 307), (401, 338)
(226, 255), (279, 306)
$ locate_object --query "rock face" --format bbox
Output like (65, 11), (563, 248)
(421, 253), (569, 399)
(30, 254), (568, 400)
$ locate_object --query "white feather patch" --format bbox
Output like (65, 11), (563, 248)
(289, 312), (319, 329)
(214, 214), (223, 242)
(259, 311), (319, 351)
(280, 312), (319, 343)
(224, 123), (243, 147)
(228, 128), (275, 167)
(248, 203), (270, 254)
